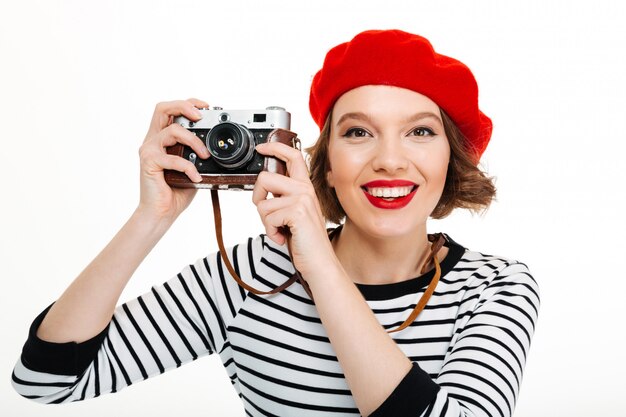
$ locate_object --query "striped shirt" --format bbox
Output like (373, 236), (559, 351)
(12, 232), (540, 416)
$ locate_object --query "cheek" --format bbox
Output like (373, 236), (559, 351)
(326, 142), (352, 189)
(436, 157), (451, 191)
(421, 144), (450, 188)
(433, 158), (450, 182)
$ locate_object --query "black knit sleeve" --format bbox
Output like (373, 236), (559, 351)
(369, 362), (440, 417)
(19, 304), (109, 376)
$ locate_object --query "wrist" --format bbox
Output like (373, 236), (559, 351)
(132, 204), (177, 237)
(305, 253), (350, 292)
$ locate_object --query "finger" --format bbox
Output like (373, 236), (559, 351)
(148, 100), (205, 136)
(255, 142), (309, 181)
(152, 154), (203, 183)
(186, 98), (210, 109)
(261, 203), (317, 246)
(260, 206), (292, 246)
(251, 171), (312, 204)
(255, 194), (294, 217)
(255, 190), (325, 234)
(155, 123), (210, 159)
(251, 172), (271, 205)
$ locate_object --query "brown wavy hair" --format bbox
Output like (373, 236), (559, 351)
(306, 108), (497, 224)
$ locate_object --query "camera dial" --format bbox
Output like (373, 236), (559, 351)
(206, 122), (256, 169)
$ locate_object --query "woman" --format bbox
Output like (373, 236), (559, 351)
(12, 30), (539, 416)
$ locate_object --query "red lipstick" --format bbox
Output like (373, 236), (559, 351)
(361, 180), (418, 209)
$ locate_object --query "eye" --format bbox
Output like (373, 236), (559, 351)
(409, 127), (436, 137)
(342, 127), (372, 138)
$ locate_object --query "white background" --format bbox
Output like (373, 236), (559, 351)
(1, 1), (625, 416)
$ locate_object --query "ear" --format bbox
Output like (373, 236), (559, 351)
(326, 170), (335, 188)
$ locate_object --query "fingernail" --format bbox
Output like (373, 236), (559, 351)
(193, 108), (202, 119)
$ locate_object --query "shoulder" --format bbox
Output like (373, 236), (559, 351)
(446, 235), (540, 305)
(200, 233), (280, 266)
(198, 233), (296, 291)
(234, 233), (294, 276)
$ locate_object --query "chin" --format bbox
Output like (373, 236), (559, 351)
(349, 214), (427, 240)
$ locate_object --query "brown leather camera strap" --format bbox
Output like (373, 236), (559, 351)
(211, 189), (445, 332)
(387, 233), (446, 334)
(211, 190), (299, 295)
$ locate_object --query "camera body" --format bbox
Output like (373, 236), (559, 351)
(165, 107), (298, 190)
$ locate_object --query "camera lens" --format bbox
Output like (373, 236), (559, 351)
(206, 122), (255, 169)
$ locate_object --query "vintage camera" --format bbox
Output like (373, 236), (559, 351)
(165, 106), (299, 190)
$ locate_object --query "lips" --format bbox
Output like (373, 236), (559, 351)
(361, 180), (418, 209)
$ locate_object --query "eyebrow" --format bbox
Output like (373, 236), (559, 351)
(335, 111), (443, 127)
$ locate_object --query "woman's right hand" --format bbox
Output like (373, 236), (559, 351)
(36, 99), (212, 344)
(137, 98), (211, 222)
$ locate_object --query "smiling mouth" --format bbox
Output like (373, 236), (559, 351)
(362, 185), (418, 199)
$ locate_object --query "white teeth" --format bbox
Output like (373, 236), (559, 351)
(366, 186), (414, 198)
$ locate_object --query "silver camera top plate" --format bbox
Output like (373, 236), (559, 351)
(174, 107), (291, 130)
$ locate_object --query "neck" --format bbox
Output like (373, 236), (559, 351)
(331, 220), (434, 285)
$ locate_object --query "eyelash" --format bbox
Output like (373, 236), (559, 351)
(409, 127), (436, 137)
(342, 127), (371, 138)
(341, 127), (436, 138)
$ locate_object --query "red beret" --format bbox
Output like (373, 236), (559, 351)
(309, 29), (493, 162)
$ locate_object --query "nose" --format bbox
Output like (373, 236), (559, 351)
(371, 137), (409, 174)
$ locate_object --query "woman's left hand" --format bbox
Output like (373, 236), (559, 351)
(254, 143), (413, 417)
(252, 141), (336, 279)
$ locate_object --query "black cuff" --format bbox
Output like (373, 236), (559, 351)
(20, 303), (110, 376)
(369, 362), (440, 417)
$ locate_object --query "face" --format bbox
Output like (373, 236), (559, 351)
(326, 85), (450, 239)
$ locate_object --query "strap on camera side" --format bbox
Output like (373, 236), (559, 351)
(211, 190), (311, 298)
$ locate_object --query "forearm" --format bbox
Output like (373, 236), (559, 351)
(37, 207), (174, 343)
(307, 261), (413, 416)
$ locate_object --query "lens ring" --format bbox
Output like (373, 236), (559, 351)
(206, 122), (255, 169)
